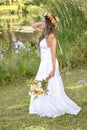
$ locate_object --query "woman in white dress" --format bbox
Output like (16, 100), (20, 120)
(29, 13), (81, 118)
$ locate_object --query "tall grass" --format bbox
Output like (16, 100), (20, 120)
(35, 0), (87, 67)
(44, 0), (87, 43)
(57, 36), (87, 70)
(43, 0), (87, 69)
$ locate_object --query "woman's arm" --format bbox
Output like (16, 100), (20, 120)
(48, 34), (57, 78)
(32, 22), (45, 32)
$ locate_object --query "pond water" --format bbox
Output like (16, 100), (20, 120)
(0, 14), (39, 57)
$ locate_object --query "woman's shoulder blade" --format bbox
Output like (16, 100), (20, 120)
(48, 33), (56, 40)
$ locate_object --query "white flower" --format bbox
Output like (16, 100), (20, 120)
(30, 86), (34, 91)
(38, 87), (43, 91)
(38, 82), (42, 87)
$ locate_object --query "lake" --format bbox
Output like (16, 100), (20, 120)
(0, 14), (39, 57)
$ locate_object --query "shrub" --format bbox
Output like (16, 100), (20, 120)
(0, 42), (40, 85)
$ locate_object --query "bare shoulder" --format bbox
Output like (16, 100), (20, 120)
(47, 33), (57, 47)
(48, 33), (56, 40)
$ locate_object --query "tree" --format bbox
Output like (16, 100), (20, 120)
(5, 0), (13, 5)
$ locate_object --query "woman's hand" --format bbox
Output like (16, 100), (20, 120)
(32, 22), (46, 32)
(49, 69), (55, 78)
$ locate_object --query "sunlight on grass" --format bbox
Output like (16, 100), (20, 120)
(0, 5), (17, 10)
(25, 126), (82, 130)
(66, 85), (87, 89)
(25, 126), (47, 130)
(8, 103), (27, 110)
(0, 14), (18, 20)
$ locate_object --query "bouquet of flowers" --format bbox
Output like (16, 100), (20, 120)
(27, 77), (49, 99)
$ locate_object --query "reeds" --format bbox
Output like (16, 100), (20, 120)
(44, 0), (87, 43)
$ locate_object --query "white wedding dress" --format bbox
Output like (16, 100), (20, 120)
(29, 38), (81, 118)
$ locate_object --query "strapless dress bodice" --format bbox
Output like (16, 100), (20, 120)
(40, 39), (52, 61)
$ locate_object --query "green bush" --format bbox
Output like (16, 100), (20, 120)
(0, 45), (40, 85)
(0, 37), (87, 85)
(0, 5), (17, 14)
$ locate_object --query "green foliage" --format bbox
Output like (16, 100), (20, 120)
(57, 36), (87, 70)
(39, 0), (87, 70)
(0, 1), (44, 15)
(0, 43), (40, 85)
(0, 0), (87, 84)
(0, 36), (87, 85)
(0, 5), (17, 14)
(44, 0), (87, 44)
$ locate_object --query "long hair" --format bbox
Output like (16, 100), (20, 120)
(38, 14), (57, 54)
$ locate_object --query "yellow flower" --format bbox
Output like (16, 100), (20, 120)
(27, 77), (49, 99)
(47, 13), (51, 17)
(37, 91), (43, 95)
(47, 13), (56, 24)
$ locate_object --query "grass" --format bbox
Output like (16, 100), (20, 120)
(0, 64), (87, 130)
